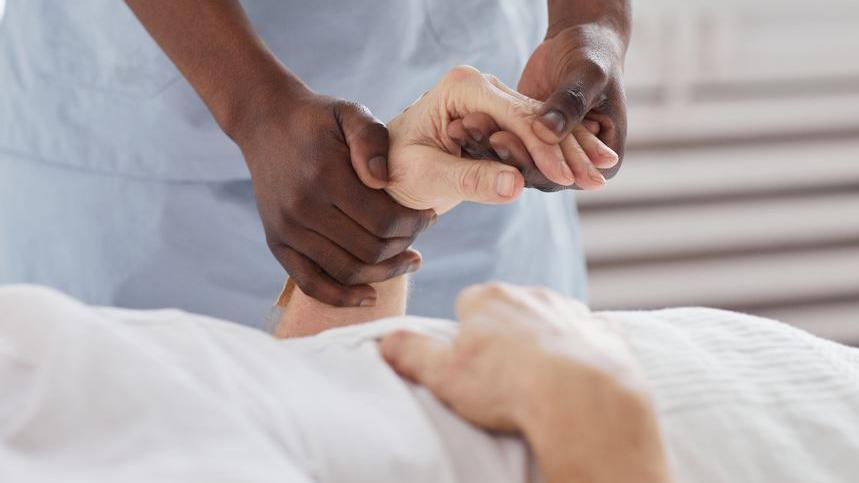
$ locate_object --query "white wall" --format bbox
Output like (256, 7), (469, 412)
(580, 0), (859, 343)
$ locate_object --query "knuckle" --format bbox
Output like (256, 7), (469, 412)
(456, 163), (485, 197)
(481, 282), (515, 299)
(363, 240), (395, 264)
(284, 193), (314, 215)
(301, 152), (330, 179)
(369, 215), (398, 238)
(582, 56), (610, 83)
(338, 100), (374, 120)
(360, 121), (390, 147)
(295, 273), (320, 298)
(265, 233), (281, 252)
(481, 72), (500, 86)
(559, 86), (588, 118)
(504, 98), (532, 119)
(335, 267), (363, 286)
(444, 65), (482, 84)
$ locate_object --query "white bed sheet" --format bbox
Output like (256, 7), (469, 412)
(1, 285), (857, 483)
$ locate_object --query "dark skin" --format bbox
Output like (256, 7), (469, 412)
(125, 0), (630, 306)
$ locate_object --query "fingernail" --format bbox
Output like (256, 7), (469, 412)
(598, 144), (618, 161)
(495, 146), (510, 160)
(588, 166), (606, 186)
(368, 156), (388, 182)
(539, 109), (566, 136)
(495, 171), (516, 197)
(359, 297), (377, 307)
(467, 128), (483, 142)
(430, 213), (439, 226)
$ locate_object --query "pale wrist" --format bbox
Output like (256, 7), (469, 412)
(515, 361), (670, 483)
(274, 275), (408, 338)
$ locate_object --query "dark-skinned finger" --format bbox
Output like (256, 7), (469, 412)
(334, 178), (437, 239)
(447, 118), (469, 148)
(295, 224), (422, 285)
(461, 112), (500, 146)
(489, 131), (564, 192)
(269, 243), (377, 307)
(311, 206), (415, 264)
(533, 62), (610, 144)
(448, 118), (498, 161)
(460, 112), (504, 160)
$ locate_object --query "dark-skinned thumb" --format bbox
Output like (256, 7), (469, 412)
(532, 62), (609, 144)
(338, 101), (390, 190)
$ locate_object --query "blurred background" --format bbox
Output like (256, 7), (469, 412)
(580, 0), (859, 344)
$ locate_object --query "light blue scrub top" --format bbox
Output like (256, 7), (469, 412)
(0, 0), (586, 327)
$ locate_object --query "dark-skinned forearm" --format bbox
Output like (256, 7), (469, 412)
(124, 0), (308, 142)
(547, 0), (632, 46)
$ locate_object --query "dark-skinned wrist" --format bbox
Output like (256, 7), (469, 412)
(218, 70), (312, 148)
(546, 0), (631, 46)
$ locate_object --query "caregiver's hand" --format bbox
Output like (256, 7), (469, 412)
(125, 0), (436, 308)
(239, 90), (437, 307)
(520, 5), (631, 182)
(380, 283), (672, 483)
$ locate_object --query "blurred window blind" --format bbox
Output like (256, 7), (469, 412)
(581, 0), (859, 343)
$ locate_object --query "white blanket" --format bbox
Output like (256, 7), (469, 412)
(1, 285), (858, 483)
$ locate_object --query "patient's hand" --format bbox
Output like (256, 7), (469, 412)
(384, 66), (618, 214)
(380, 283), (671, 483)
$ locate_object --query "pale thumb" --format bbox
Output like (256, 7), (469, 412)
(445, 155), (524, 204)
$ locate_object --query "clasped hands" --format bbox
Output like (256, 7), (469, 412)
(240, 24), (626, 307)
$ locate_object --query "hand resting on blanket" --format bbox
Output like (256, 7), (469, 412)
(381, 282), (672, 483)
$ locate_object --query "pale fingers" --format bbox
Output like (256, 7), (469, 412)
(560, 133), (605, 190)
(573, 124), (618, 170)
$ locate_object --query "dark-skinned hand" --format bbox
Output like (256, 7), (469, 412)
(239, 91), (436, 308)
(519, 23), (628, 187)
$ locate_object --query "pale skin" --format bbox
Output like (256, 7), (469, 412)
(277, 280), (672, 483)
(274, 68), (671, 482)
(382, 283), (673, 483)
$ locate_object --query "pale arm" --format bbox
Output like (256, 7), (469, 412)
(274, 276), (408, 338)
